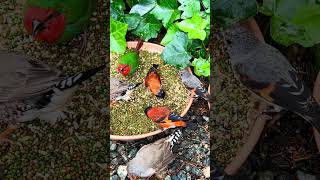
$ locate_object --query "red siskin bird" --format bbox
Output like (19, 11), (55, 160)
(117, 40), (143, 77)
(23, 0), (97, 44)
(144, 106), (195, 129)
(145, 64), (165, 98)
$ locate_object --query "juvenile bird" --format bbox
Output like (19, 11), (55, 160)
(179, 69), (210, 101)
(0, 52), (105, 142)
(117, 40), (143, 77)
(110, 77), (142, 102)
(23, 0), (96, 45)
(144, 106), (195, 129)
(223, 25), (320, 132)
(127, 129), (183, 179)
(145, 64), (165, 98)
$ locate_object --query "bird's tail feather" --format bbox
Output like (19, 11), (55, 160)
(195, 87), (209, 101)
(168, 129), (182, 148)
(168, 112), (188, 121)
(300, 99), (320, 132)
(55, 64), (105, 90)
(128, 82), (142, 90)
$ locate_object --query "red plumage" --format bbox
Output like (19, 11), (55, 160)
(145, 64), (165, 98)
(24, 7), (65, 43)
(144, 106), (188, 129)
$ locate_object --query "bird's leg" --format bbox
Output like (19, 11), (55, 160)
(79, 30), (88, 56)
(0, 125), (17, 144)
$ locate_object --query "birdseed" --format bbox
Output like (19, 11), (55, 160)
(110, 50), (191, 136)
(0, 0), (108, 178)
(211, 39), (251, 166)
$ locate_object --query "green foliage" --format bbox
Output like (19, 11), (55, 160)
(110, 0), (210, 77)
(160, 23), (179, 46)
(150, 0), (181, 28)
(260, 0), (320, 47)
(191, 57), (210, 77)
(129, 0), (157, 16)
(213, 0), (257, 27)
(178, 0), (201, 19)
(110, 0), (126, 20)
(161, 32), (192, 69)
(131, 14), (162, 41)
(177, 13), (209, 40)
(110, 18), (128, 53)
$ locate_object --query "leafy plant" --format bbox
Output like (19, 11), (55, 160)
(259, 0), (320, 47)
(110, 0), (210, 77)
(110, 18), (128, 53)
(192, 57), (210, 77)
(213, 0), (257, 27)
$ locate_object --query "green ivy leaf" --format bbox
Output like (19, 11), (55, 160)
(178, 0), (201, 19)
(188, 39), (207, 59)
(191, 57), (210, 77)
(202, 0), (210, 13)
(110, 18), (128, 54)
(213, 0), (257, 27)
(160, 23), (180, 46)
(124, 13), (143, 30)
(161, 32), (192, 69)
(132, 14), (162, 41)
(177, 13), (209, 40)
(129, 0), (157, 16)
(150, 0), (181, 28)
(110, 0), (126, 20)
(260, 0), (320, 47)
(126, 0), (139, 7)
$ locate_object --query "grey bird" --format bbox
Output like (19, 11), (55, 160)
(179, 69), (210, 101)
(222, 24), (320, 132)
(110, 77), (141, 102)
(0, 52), (105, 142)
(126, 129), (183, 179)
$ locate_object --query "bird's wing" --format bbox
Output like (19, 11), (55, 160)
(153, 140), (175, 172)
(135, 138), (174, 169)
(110, 78), (130, 100)
(0, 53), (63, 102)
(234, 43), (313, 115)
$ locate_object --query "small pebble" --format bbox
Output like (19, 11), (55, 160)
(128, 148), (138, 159)
(202, 166), (210, 179)
(110, 143), (117, 151)
(185, 165), (191, 172)
(110, 175), (119, 180)
(116, 165), (127, 180)
(164, 175), (171, 180)
(202, 116), (209, 122)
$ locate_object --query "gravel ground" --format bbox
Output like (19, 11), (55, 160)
(109, 101), (210, 180)
(0, 0), (109, 178)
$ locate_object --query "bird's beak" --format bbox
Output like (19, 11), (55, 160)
(32, 20), (44, 37)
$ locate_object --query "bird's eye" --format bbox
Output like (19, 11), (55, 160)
(226, 39), (232, 44)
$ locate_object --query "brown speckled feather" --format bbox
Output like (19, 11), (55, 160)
(0, 52), (63, 102)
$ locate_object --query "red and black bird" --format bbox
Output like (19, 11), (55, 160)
(144, 106), (195, 129)
(145, 64), (165, 99)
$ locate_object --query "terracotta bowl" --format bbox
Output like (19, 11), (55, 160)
(110, 41), (195, 141)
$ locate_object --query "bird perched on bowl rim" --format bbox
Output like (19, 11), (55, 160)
(126, 129), (183, 179)
(0, 51), (105, 143)
(179, 69), (210, 101)
(222, 24), (320, 133)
